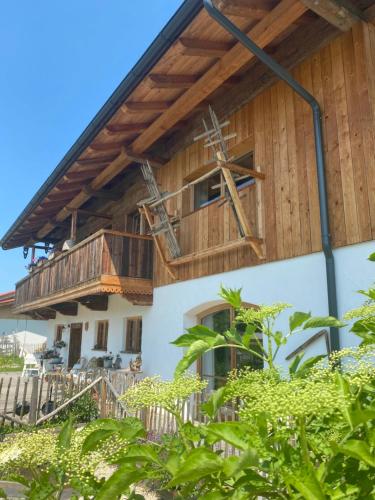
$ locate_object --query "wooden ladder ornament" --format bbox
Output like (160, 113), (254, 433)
(195, 106), (264, 259)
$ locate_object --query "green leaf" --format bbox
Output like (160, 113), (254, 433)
(336, 372), (353, 427)
(201, 386), (227, 419)
(206, 422), (252, 451)
(358, 288), (375, 300)
(82, 429), (114, 455)
(287, 471), (325, 500)
(222, 449), (258, 477)
(171, 325), (219, 347)
(174, 336), (225, 377)
(96, 466), (148, 500)
(58, 414), (74, 450)
(368, 252), (375, 261)
(83, 417), (145, 453)
(303, 316), (346, 329)
(289, 311), (311, 332)
(349, 409), (375, 428)
(242, 324), (258, 349)
(167, 448), (223, 487)
(117, 444), (161, 465)
(164, 452), (180, 475)
(338, 440), (375, 467)
(293, 354), (326, 378)
(288, 352), (304, 375)
(219, 286), (243, 309)
(273, 331), (286, 347)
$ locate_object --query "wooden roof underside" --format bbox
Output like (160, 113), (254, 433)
(3, 0), (374, 249)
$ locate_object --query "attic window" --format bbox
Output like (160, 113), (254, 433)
(192, 151), (255, 211)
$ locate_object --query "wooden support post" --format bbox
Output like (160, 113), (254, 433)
(70, 209), (77, 241)
(221, 166), (264, 259)
(28, 376), (39, 424)
(255, 164), (266, 257)
(100, 379), (107, 418)
(142, 205), (177, 280)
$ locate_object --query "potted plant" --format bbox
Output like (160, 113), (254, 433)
(54, 340), (66, 349)
(103, 353), (113, 369)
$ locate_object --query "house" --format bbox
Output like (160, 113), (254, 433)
(1, 0), (375, 384)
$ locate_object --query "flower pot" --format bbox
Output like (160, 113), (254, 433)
(103, 359), (113, 369)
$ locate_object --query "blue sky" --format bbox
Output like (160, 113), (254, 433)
(0, 0), (183, 291)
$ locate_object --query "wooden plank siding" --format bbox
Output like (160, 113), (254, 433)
(153, 23), (375, 287)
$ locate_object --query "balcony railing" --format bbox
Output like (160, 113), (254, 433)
(15, 230), (153, 313)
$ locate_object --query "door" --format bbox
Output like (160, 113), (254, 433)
(68, 323), (82, 368)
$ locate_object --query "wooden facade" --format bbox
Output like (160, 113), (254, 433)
(152, 22), (375, 286)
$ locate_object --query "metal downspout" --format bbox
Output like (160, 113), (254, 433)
(204, 0), (340, 352)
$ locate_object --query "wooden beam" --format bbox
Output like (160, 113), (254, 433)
(105, 122), (151, 135)
(67, 208), (113, 220)
(88, 142), (124, 152)
(123, 150), (167, 169)
(63, 167), (102, 181)
(122, 101), (173, 113)
(37, 201), (67, 212)
(147, 74), (199, 89)
(70, 209), (77, 241)
(221, 167), (264, 258)
(49, 302), (78, 316)
(78, 295), (108, 311)
(178, 37), (233, 57)
(46, 190), (80, 202)
(75, 155), (117, 167)
(224, 162), (265, 179)
(82, 186), (123, 201)
(142, 205), (177, 280)
(55, 181), (88, 192)
(299, 0), (365, 30)
(215, 0), (275, 20)
(169, 236), (263, 266)
(130, 0), (307, 156)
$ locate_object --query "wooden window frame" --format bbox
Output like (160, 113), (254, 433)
(196, 303), (262, 379)
(124, 317), (142, 354)
(94, 320), (109, 351)
(183, 147), (255, 216)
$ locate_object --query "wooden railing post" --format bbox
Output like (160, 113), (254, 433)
(28, 376), (39, 424)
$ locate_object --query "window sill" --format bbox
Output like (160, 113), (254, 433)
(120, 351), (141, 355)
(91, 348), (107, 352)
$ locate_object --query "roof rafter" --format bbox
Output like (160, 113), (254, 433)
(147, 73), (199, 89)
(299, 0), (366, 30)
(215, 0), (276, 20)
(122, 101), (172, 113)
(178, 37), (233, 57)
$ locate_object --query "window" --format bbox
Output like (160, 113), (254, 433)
(95, 320), (109, 350)
(126, 211), (141, 234)
(55, 325), (64, 342)
(125, 317), (142, 353)
(199, 306), (263, 389)
(192, 152), (255, 211)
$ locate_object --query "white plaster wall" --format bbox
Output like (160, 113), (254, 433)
(46, 295), (149, 369)
(44, 240), (374, 379)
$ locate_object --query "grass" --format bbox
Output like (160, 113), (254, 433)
(0, 355), (24, 373)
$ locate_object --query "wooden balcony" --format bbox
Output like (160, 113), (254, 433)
(14, 230), (154, 315)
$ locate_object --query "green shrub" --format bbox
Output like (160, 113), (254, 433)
(55, 392), (98, 423)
